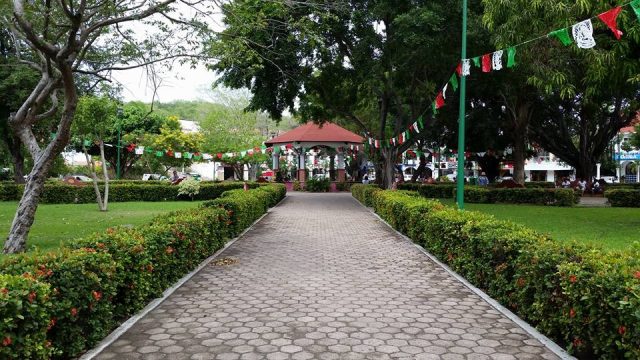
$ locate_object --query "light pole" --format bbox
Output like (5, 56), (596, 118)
(456, 0), (468, 210)
(116, 107), (123, 180)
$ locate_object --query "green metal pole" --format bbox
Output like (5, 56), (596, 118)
(456, 0), (468, 210)
(116, 124), (121, 180)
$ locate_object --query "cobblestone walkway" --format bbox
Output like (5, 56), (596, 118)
(96, 193), (563, 360)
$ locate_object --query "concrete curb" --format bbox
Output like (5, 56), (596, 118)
(352, 195), (574, 360)
(80, 195), (289, 360)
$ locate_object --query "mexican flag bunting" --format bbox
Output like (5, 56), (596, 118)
(417, 116), (424, 129)
(442, 84), (449, 99)
(155, 151), (163, 157)
(449, 73), (459, 92)
(375, 140), (380, 149)
(193, 154), (202, 160)
(548, 28), (572, 46)
(145, 148), (154, 154)
(472, 57), (481, 67)
(481, 54), (492, 73)
(391, 137), (396, 146)
(240, 151), (247, 157)
(632, 0), (640, 22)
(174, 152), (182, 159)
(507, 47), (517, 68)
(435, 91), (445, 109)
(462, 59), (471, 76)
(456, 62), (462, 76)
(398, 133), (404, 145)
(280, 145), (286, 151)
(572, 19), (596, 49)
(166, 150), (174, 157)
(225, 152), (234, 158)
(184, 152), (192, 159)
(492, 50), (503, 71)
(203, 153), (213, 160)
(598, 7), (623, 40)
(432, 101), (438, 115)
(247, 149), (254, 156)
(217, 153), (223, 159)
(405, 130), (410, 141)
(135, 146), (144, 155)
(412, 121), (420, 134)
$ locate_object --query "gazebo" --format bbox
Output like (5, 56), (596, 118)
(265, 122), (364, 182)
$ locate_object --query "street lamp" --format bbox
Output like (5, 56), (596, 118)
(116, 107), (123, 179)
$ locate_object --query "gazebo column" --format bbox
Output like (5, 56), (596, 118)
(337, 152), (346, 182)
(272, 152), (280, 171)
(297, 151), (306, 182)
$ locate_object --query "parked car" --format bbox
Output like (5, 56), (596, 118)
(66, 174), (92, 182)
(142, 173), (168, 181)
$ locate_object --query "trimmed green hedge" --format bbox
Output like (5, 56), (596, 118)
(398, 183), (576, 206)
(355, 189), (640, 359)
(0, 184), (286, 359)
(350, 184), (382, 207)
(605, 189), (640, 207)
(0, 182), (260, 203)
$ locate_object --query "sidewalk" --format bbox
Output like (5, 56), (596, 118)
(94, 192), (565, 360)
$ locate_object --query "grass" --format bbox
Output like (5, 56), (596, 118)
(441, 200), (640, 251)
(0, 201), (202, 254)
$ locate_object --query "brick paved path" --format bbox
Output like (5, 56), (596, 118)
(95, 193), (563, 360)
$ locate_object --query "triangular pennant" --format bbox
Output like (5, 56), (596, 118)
(481, 54), (492, 73)
(83, 139), (92, 147)
(597, 7), (623, 40)
(166, 150), (174, 157)
(156, 151), (164, 157)
(507, 47), (517, 68)
(548, 28), (573, 46)
(572, 19), (596, 49)
(135, 146), (144, 155)
(435, 92), (445, 109)
(472, 57), (481, 67)
(184, 152), (193, 159)
(449, 74), (459, 92)
(492, 50), (503, 71)
(632, 0), (640, 22)
(174, 152), (182, 159)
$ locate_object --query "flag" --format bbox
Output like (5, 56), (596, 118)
(184, 152), (193, 159)
(413, 121), (420, 134)
(442, 84), (449, 100)
(632, 0), (640, 22)
(507, 47), (517, 68)
(481, 54), (491, 73)
(435, 91), (445, 109)
(374, 140), (379, 148)
(156, 151), (163, 157)
(166, 150), (174, 157)
(135, 146), (144, 155)
(598, 7), (623, 40)
(432, 102), (438, 115)
(417, 116), (424, 129)
(462, 59), (471, 76)
(174, 152), (182, 159)
(449, 73), (459, 92)
(548, 28), (572, 46)
(240, 151), (246, 157)
(572, 20), (596, 49)
(203, 153), (213, 160)
(217, 153), (223, 159)
(456, 62), (462, 76)
(472, 57), (481, 67)
(492, 50), (503, 71)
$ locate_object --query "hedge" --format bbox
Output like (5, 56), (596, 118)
(0, 184), (286, 359)
(398, 183), (576, 206)
(605, 189), (640, 207)
(0, 181), (261, 203)
(350, 184), (382, 207)
(355, 189), (640, 359)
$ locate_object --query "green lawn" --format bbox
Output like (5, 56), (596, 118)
(441, 200), (640, 251)
(1, 201), (202, 254)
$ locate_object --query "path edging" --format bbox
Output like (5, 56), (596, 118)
(354, 197), (574, 360)
(79, 195), (289, 360)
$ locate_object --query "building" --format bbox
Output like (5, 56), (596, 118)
(613, 118), (640, 183)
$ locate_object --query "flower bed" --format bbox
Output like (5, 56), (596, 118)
(354, 189), (640, 359)
(0, 184), (286, 359)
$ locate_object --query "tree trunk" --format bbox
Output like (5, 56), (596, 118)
(99, 141), (109, 211)
(84, 145), (105, 211)
(3, 153), (55, 253)
(10, 143), (25, 184)
(329, 155), (335, 181)
(381, 148), (397, 189)
(513, 134), (526, 185)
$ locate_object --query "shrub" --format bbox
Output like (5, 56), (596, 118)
(350, 184), (382, 207)
(335, 182), (357, 192)
(605, 189), (640, 207)
(352, 189), (640, 358)
(0, 250), (118, 359)
(177, 178), (201, 200)
(292, 180), (303, 191)
(459, 187), (577, 206)
(397, 183), (455, 199)
(0, 274), (54, 360)
(305, 178), (330, 192)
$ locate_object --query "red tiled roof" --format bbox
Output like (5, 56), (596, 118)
(265, 122), (364, 145)
(620, 112), (640, 133)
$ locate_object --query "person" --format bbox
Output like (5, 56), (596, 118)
(171, 170), (180, 184)
(362, 175), (370, 184)
(577, 178), (587, 195)
(561, 177), (571, 188)
(477, 172), (489, 186)
(591, 180), (602, 194)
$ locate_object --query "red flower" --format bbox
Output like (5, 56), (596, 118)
(27, 291), (36, 303)
(569, 275), (577, 283)
(92, 291), (102, 301)
(70, 307), (78, 317)
(516, 278), (526, 288)
(0, 288), (8, 295)
(618, 326), (626, 335)
(2, 336), (12, 346)
(572, 338), (582, 347)
(569, 308), (576, 318)
(165, 246), (174, 255)
(634, 271), (640, 279)
(47, 318), (57, 330)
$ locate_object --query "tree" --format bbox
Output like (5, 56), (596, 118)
(209, 0), (490, 188)
(482, 0), (640, 181)
(73, 95), (119, 211)
(2, 0), (213, 253)
(139, 117), (203, 174)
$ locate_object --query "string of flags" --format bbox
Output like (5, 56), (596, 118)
(366, 0), (640, 153)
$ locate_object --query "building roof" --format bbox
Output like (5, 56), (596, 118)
(619, 113), (640, 133)
(265, 122), (364, 146)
